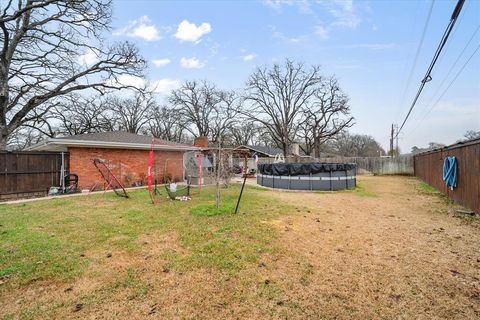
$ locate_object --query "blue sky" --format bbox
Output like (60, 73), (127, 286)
(109, 0), (480, 152)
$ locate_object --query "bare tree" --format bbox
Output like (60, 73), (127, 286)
(297, 77), (354, 157)
(169, 80), (239, 143)
(243, 59), (323, 156)
(6, 125), (45, 150)
(227, 121), (272, 146)
(209, 90), (240, 145)
(228, 120), (258, 146)
(49, 94), (114, 136)
(148, 105), (186, 143)
(427, 142), (446, 149)
(329, 132), (385, 157)
(169, 80), (219, 138)
(108, 91), (154, 133)
(463, 130), (480, 141)
(0, 0), (145, 149)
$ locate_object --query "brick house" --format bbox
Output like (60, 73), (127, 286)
(28, 131), (198, 190)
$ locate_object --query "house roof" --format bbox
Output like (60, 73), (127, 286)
(27, 131), (197, 152)
(236, 145), (283, 157)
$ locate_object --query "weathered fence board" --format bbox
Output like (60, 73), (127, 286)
(414, 139), (480, 214)
(0, 151), (68, 200)
(318, 156), (413, 175)
(257, 155), (413, 175)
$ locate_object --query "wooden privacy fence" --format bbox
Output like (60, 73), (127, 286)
(257, 155), (413, 175)
(318, 156), (414, 175)
(414, 139), (480, 214)
(0, 151), (68, 200)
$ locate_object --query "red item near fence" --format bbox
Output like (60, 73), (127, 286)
(92, 159), (129, 198)
(147, 149), (153, 193)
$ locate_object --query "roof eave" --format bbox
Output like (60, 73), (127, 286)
(27, 139), (198, 152)
(236, 145), (276, 157)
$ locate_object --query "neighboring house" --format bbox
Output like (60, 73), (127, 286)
(28, 131), (198, 189)
(233, 145), (284, 173)
(234, 145), (284, 158)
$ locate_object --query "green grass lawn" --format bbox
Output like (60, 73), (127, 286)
(0, 185), (292, 288)
(2, 176), (479, 319)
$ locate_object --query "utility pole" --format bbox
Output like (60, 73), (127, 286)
(390, 124), (394, 156)
(395, 124), (399, 157)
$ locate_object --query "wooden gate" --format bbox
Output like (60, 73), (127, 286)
(0, 151), (69, 200)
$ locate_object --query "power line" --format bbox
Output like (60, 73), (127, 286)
(402, 10), (478, 138)
(420, 43), (480, 120)
(425, 23), (480, 107)
(405, 43), (480, 139)
(394, 0), (435, 123)
(395, 0), (465, 138)
(425, 0), (472, 78)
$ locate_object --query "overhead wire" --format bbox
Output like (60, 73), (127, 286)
(423, 0), (472, 78)
(393, 0), (435, 124)
(395, 0), (466, 138)
(420, 44), (479, 119)
(424, 23), (480, 107)
(404, 17), (479, 138)
(405, 43), (480, 139)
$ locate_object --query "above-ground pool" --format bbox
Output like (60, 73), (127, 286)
(257, 163), (356, 191)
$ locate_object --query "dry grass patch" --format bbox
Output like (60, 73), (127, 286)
(0, 176), (479, 319)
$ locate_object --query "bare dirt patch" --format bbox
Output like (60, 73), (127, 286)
(262, 176), (480, 319)
(1, 176), (478, 319)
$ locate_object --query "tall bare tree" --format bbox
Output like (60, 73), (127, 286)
(209, 90), (240, 144)
(0, 0), (145, 149)
(7, 125), (45, 150)
(169, 80), (239, 143)
(148, 105), (186, 143)
(243, 59), (323, 156)
(297, 77), (354, 157)
(169, 80), (219, 138)
(108, 91), (154, 133)
(463, 130), (480, 141)
(227, 121), (272, 146)
(329, 132), (385, 157)
(50, 94), (115, 136)
(228, 120), (257, 146)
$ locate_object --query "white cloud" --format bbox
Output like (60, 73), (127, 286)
(243, 53), (257, 61)
(152, 58), (171, 67)
(151, 79), (181, 95)
(78, 49), (99, 66)
(264, 0), (313, 14)
(333, 0), (354, 11)
(269, 25), (308, 44)
(180, 57), (205, 69)
(265, 0), (362, 39)
(314, 26), (329, 40)
(114, 16), (160, 41)
(263, 0), (294, 9)
(327, 0), (361, 29)
(174, 20), (212, 43)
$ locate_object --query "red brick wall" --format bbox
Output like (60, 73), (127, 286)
(68, 147), (184, 190)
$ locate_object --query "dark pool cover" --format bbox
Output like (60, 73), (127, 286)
(258, 163), (356, 176)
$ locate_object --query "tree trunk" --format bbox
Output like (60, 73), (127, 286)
(0, 124), (8, 150)
(1, 67), (9, 151)
(313, 137), (322, 159)
(215, 146), (222, 209)
(282, 142), (288, 158)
